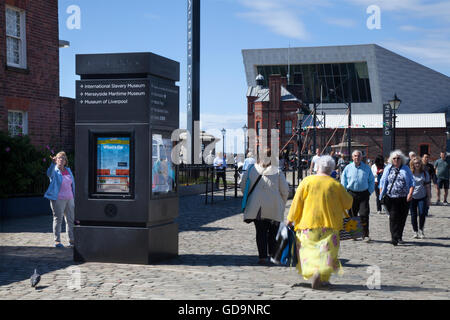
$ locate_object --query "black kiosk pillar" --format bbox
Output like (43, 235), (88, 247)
(74, 52), (179, 264)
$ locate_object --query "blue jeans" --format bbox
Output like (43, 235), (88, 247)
(410, 197), (428, 232)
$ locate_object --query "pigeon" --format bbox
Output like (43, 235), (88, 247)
(30, 269), (41, 289)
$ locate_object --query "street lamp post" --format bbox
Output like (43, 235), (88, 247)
(242, 124), (248, 155)
(296, 108), (305, 182)
(221, 128), (226, 158)
(389, 94), (402, 150)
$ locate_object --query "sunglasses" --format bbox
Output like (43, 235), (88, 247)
(393, 157), (401, 160)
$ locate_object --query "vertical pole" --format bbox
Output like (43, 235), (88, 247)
(234, 166), (238, 198)
(393, 111), (396, 150)
(312, 72), (317, 155)
(205, 166), (208, 204)
(187, 0), (200, 164)
(347, 73), (352, 160)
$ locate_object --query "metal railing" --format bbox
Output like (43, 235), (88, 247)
(204, 166), (240, 204)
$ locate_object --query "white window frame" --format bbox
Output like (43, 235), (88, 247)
(5, 5), (27, 69)
(8, 110), (28, 136)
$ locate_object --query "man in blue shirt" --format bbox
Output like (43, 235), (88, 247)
(341, 150), (375, 242)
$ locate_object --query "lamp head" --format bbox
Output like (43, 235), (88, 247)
(389, 93), (401, 111)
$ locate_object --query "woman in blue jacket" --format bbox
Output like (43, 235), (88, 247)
(44, 151), (75, 248)
(379, 150), (415, 246)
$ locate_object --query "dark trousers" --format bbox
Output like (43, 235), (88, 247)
(348, 190), (370, 238)
(410, 197), (428, 232)
(375, 183), (382, 211)
(385, 196), (409, 242)
(215, 170), (227, 189)
(254, 219), (280, 259)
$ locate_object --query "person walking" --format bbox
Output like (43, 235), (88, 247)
(379, 150), (415, 246)
(309, 148), (321, 175)
(371, 155), (385, 214)
(44, 151), (75, 248)
(422, 153), (436, 215)
(407, 151), (416, 166)
(287, 156), (353, 289)
(409, 156), (431, 239)
(242, 151), (256, 171)
(340, 150), (375, 242)
(214, 152), (227, 189)
(336, 153), (347, 179)
(434, 151), (449, 205)
(240, 149), (289, 265)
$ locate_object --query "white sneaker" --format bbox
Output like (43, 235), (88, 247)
(412, 232), (419, 239)
(376, 211), (381, 215)
(363, 237), (371, 243)
(418, 230), (425, 239)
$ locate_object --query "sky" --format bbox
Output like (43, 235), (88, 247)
(58, 0), (450, 154)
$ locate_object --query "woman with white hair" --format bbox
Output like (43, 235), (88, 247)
(379, 150), (415, 246)
(287, 156), (353, 289)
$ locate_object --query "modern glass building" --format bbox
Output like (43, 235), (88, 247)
(243, 44), (450, 115)
(256, 62), (372, 104)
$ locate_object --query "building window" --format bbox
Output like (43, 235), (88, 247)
(419, 144), (430, 157)
(256, 121), (260, 136)
(285, 120), (292, 135)
(257, 62), (372, 104)
(8, 110), (27, 136)
(6, 6), (27, 68)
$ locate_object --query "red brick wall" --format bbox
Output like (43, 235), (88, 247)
(60, 97), (75, 152)
(1, 0), (63, 150)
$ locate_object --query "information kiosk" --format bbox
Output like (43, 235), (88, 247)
(74, 52), (179, 264)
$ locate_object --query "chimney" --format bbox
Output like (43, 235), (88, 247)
(269, 74), (281, 111)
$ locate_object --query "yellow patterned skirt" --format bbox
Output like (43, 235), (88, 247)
(296, 228), (344, 282)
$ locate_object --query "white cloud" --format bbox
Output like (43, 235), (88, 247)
(345, 0), (450, 21)
(237, 0), (309, 40)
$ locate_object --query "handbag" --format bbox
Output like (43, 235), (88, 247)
(380, 167), (400, 205)
(271, 223), (289, 264)
(340, 216), (363, 240)
(280, 226), (298, 266)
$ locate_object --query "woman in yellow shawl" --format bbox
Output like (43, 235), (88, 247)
(287, 155), (353, 289)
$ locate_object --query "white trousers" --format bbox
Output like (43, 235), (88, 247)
(50, 199), (75, 244)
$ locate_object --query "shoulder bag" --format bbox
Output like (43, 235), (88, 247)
(380, 167), (400, 205)
(241, 165), (263, 219)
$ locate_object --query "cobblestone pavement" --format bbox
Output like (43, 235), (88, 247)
(1, 188), (449, 300)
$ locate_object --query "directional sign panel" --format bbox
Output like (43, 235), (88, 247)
(76, 79), (150, 123)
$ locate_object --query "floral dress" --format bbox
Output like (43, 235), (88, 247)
(296, 228), (343, 282)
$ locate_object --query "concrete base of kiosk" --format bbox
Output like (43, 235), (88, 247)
(73, 222), (178, 265)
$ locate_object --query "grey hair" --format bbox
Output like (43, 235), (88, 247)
(247, 152), (254, 158)
(388, 149), (408, 165)
(409, 151), (416, 157)
(352, 149), (362, 157)
(317, 155), (336, 175)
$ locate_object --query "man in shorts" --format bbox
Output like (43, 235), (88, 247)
(434, 151), (449, 205)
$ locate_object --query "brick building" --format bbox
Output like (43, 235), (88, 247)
(246, 74), (307, 155)
(0, 0), (75, 152)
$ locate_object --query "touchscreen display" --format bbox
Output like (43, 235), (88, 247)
(96, 137), (130, 193)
